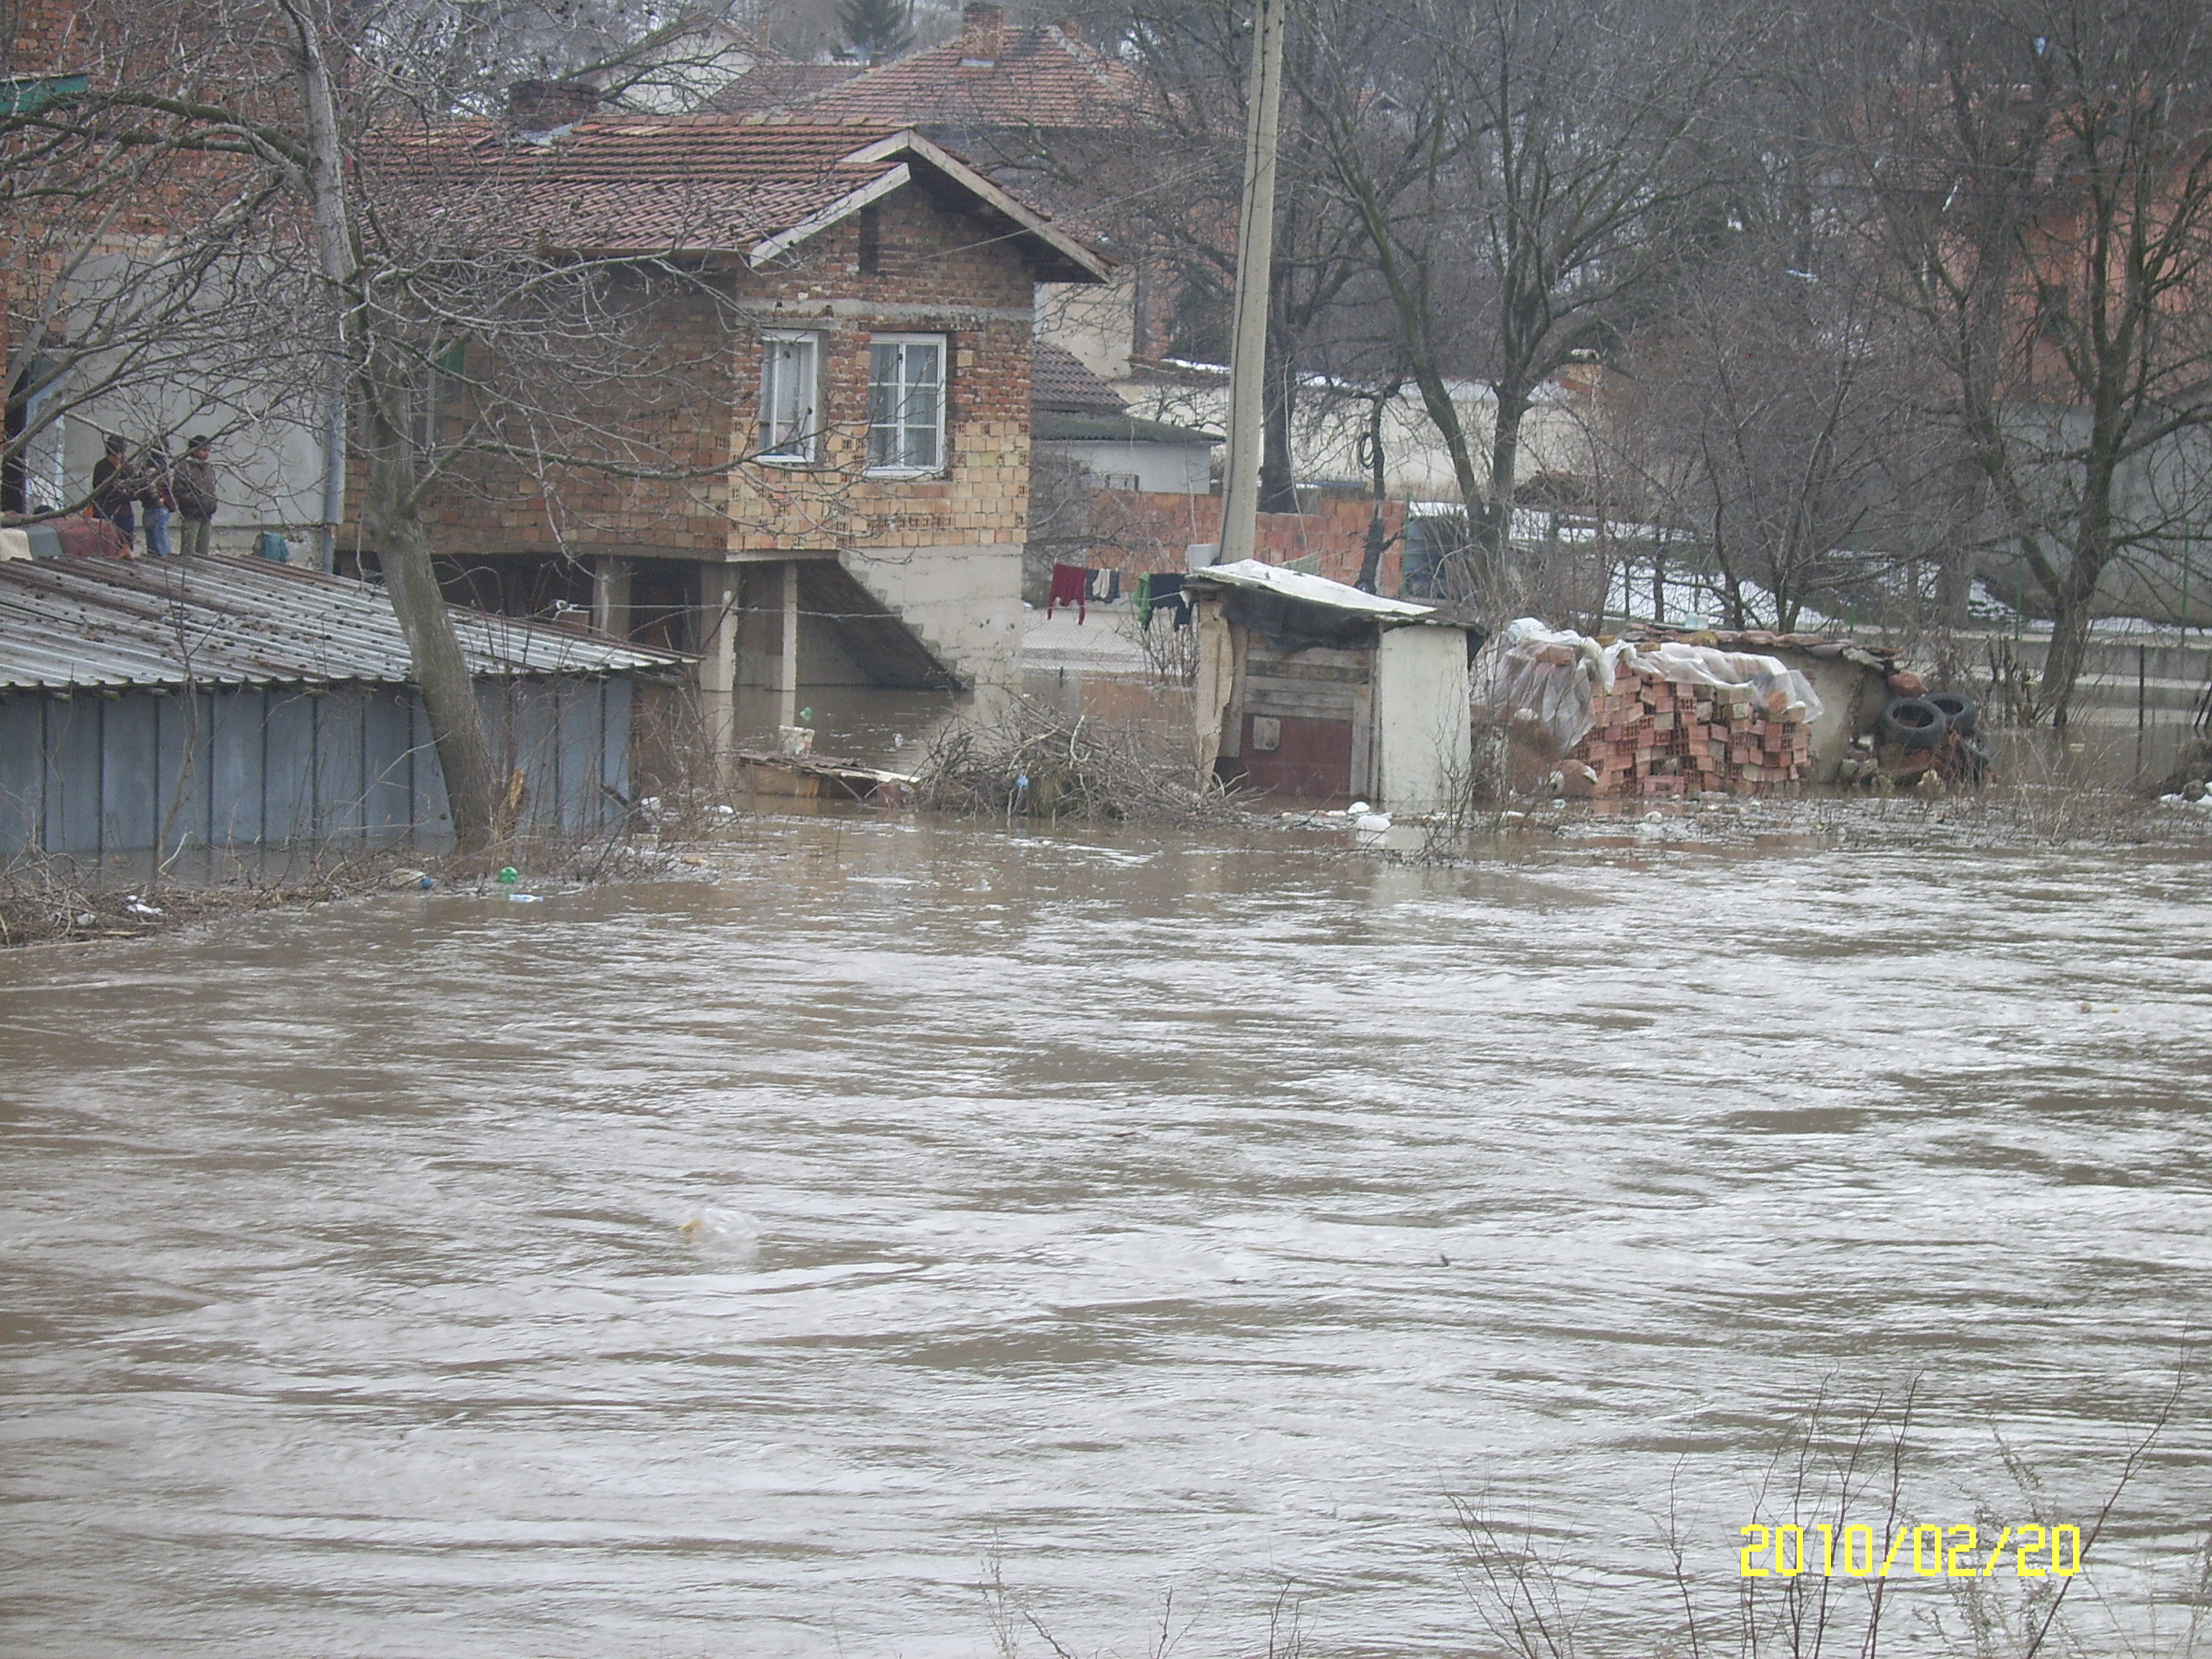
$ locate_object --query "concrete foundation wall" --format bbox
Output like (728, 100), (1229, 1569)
(840, 543), (1022, 690)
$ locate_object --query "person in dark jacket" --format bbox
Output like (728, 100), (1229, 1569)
(171, 436), (217, 558)
(90, 434), (141, 548)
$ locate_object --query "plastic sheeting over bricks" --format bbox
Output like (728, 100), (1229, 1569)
(1475, 618), (1826, 798)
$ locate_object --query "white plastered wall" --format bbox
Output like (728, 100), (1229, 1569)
(1372, 624), (1473, 813)
(1035, 438), (1212, 495)
(1035, 274), (1138, 383)
(840, 543), (1024, 690)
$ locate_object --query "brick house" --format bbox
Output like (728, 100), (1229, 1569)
(732, 4), (1165, 387)
(361, 113), (1107, 745)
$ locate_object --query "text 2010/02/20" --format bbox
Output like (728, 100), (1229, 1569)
(1740, 1523), (2083, 1579)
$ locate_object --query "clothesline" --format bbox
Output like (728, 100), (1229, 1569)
(1046, 563), (1192, 629)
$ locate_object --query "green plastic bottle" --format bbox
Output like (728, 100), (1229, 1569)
(498, 866), (519, 886)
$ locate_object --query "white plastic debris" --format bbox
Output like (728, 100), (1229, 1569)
(1473, 617), (1823, 752)
(679, 1206), (760, 1267)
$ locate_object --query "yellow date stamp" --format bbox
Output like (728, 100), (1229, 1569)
(1740, 1523), (2083, 1579)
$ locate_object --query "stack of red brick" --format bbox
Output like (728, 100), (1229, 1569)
(1564, 670), (1812, 799)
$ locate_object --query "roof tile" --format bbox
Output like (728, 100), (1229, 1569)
(776, 24), (1153, 130)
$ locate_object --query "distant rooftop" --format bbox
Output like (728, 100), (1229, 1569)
(773, 4), (1153, 131)
(699, 58), (863, 114)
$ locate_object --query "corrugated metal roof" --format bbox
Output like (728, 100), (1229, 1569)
(1186, 559), (1439, 619)
(0, 554), (688, 692)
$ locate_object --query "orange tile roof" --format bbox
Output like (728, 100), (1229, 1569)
(778, 24), (1153, 131)
(1033, 341), (1127, 413)
(700, 60), (865, 114)
(364, 117), (1107, 278)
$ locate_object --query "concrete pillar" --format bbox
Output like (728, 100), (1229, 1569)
(696, 563), (738, 775)
(591, 557), (632, 638)
(777, 559), (801, 732)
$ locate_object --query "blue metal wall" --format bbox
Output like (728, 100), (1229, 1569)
(0, 675), (636, 860)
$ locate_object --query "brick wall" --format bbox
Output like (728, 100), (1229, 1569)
(5, 0), (81, 73)
(397, 186), (1039, 561)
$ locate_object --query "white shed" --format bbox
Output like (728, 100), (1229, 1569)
(1185, 560), (1478, 811)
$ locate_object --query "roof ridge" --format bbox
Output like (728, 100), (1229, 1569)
(1038, 22), (1143, 94)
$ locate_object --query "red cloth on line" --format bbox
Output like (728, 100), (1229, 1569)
(1048, 561), (1087, 622)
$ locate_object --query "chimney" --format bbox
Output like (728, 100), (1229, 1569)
(505, 79), (598, 133)
(958, 3), (1004, 64)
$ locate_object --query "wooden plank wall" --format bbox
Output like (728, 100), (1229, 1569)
(1228, 639), (1375, 800)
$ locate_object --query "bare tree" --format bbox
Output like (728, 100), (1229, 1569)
(1048, 0), (1377, 513)
(1297, 0), (1745, 612)
(1, 0), (310, 519)
(14, 0), (764, 848)
(1848, 0), (2212, 724)
(1604, 229), (1954, 631)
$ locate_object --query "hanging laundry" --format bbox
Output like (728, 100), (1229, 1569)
(1048, 561), (1087, 622)
(1086, 567), (1121, 604)
(1138, 571), (1191, 630)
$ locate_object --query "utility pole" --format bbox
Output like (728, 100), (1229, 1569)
(1215, 0), (1285, 566)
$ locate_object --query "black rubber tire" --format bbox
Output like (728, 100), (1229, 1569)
(1879, 696), (1949, 750)
(1926, 691), (1979, 737)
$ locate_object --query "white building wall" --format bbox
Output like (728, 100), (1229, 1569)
(1035, 438), (1212, 495)
(1123, 374), (1604, 502)
(1372, 624), (1472, 814)
(1035, 274), (1139, 383)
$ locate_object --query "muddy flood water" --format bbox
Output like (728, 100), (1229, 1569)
(4, 817), (2209, 1658)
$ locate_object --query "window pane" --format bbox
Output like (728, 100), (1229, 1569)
(868, 340), (942, 472)
(911, 344), (941, 468)
(761, 337), (814, 459)
(869, 343), (900, 426)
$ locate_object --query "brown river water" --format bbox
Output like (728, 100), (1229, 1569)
(3, 816), (2208, 1658)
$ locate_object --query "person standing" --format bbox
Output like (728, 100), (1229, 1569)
(172, 436), (217, 558)
(142, 446), (176, 557)
(90, 434), (140, 550)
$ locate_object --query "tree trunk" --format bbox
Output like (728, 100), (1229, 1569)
(2041, 594), (2090, 731)
(1259, 329), (1299, 515)
(361, 436), (503, 850)
(282, 0), (505, 853)
(1354, 386), (1393, 593)
(1478, 381), (1529, 614)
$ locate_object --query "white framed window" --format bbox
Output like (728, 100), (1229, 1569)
(866, 334), (945, 475)
(757, 331), (822, 463)
(408, 339), (467, 462)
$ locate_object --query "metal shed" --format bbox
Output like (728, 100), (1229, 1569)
(0, 555), (685, 862)
(1187, 560), (1482, 811)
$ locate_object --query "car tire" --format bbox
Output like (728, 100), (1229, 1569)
(1879, 696), (1948, 751)
(1927, 691), (1979, 737)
